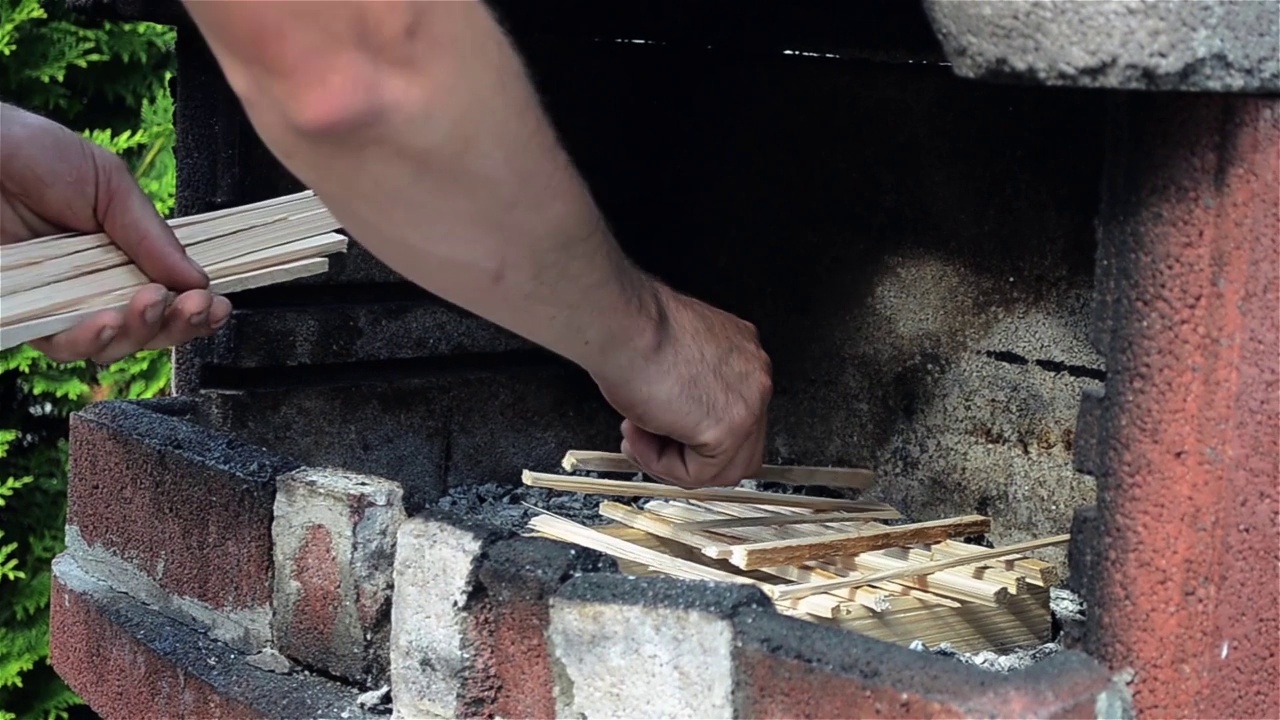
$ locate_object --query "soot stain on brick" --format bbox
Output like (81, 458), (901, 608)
(733, 604), (1000, 689)
(77, 401), (302, 485)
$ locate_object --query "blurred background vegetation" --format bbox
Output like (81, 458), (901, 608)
(1, 0), (180, 717)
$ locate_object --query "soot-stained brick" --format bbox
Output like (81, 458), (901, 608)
(456, 537), (609, 719)
(68, 402), (299, 613)
(1084, 93), (1279, 719)
(732, 605), (1119, 719)
(273, 468), (405, 688)
(51, 555), (375, 720)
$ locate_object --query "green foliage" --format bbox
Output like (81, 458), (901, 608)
(0, 2), (180, 718)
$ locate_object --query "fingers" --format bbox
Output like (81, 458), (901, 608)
(621, 418), (767, 490)
(142, 292), (232, 352)
(28, 310), (127, 364)
(27, 285), (231, 365)
(88, 143), (209, 291)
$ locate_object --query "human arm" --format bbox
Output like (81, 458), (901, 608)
(0, 102), (230, 363)
(179, 0), (772, 487)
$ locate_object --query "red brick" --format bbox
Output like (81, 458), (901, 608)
(738, 648), (958, 718)
(52, 579), (259, 720)
(50, 555), (371, 720)
(288, 524), (341, 653)
(463, 537), (604, 719)
(733, 606), (1123, 719)
(390, 512), (509, 718)
(67, 402), (295, 631)
(271, 468), (404, 687)
(1085, 94), (1279, 718)
(464, 594), (554, 719)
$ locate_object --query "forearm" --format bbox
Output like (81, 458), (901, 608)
(180, 0), (664, 376)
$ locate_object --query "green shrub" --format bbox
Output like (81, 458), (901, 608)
(0, 1), (179, 717)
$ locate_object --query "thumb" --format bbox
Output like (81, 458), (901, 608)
(620, 419), (722, 489)
(91, 143), (208, 290)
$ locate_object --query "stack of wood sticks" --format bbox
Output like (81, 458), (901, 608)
(0, 190), (347, 350)
(524, 450), (1069, 654)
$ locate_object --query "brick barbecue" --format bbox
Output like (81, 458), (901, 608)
(50, 2), (1278, 719)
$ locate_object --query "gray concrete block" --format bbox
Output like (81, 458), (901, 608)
(193, 300), (531, 368)
(548, 576), (766, 719)
(272, 468), (406, 688)
(923, 0), (1280, 92)
(199, 366), (621, 513)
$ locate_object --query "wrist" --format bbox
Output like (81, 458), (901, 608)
(574, 252), (672, 386)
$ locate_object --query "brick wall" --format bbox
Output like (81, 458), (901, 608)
(50, 2), (1277, 718)
(52, 401), (1128, 719)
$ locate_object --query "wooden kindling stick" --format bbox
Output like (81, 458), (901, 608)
(702, 515), (993, 571)
(0, 258), (333, 350)
(768, 534), (1071, 601)
(642, 500), (1010, 607)
(680, 510), (903, 530)
(0, 191), (347, 351)
(596, 501), (923, 615)
(561, 450), (877, 491)
(521, 469), (901, 515)
(525, 513), (781, 599)
(0, 190), (326, 271)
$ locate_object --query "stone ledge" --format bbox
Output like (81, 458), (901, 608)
(50, 554), (379, 720)
(923, 0), (1280, 93)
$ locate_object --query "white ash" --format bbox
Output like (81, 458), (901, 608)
(356, 685), (392, 714)
(1050, 585), (1086, 623)
(434, 479), (617, 532)
(915, 640), (1064, 673)
(909, 587), (1087, 673)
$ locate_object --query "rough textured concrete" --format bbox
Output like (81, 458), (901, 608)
(50, 555), (377, 720)
(550, 576), (768, 719)
(389, 512), (510, 719)
(923, 0), (1280, 92)
(272, 467), (406, 688)
(189, 299), (530, 368)
(67, 401), (299, 651)
(864, 264), (1100, 570)
(174, 46), (1107, 578)
(200, 366), (622, 513)
(733, 604), (1128, 719)
(1076, 93), (1279, 719)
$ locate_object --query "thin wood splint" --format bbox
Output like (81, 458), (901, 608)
(561, 449), (877, 490)
(521, 454), (1069, 654)
(0, 191), (347, 351)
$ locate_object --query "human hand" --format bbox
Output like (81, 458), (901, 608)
(591, 283), (773, 489)
(0, 103), (230, 364)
